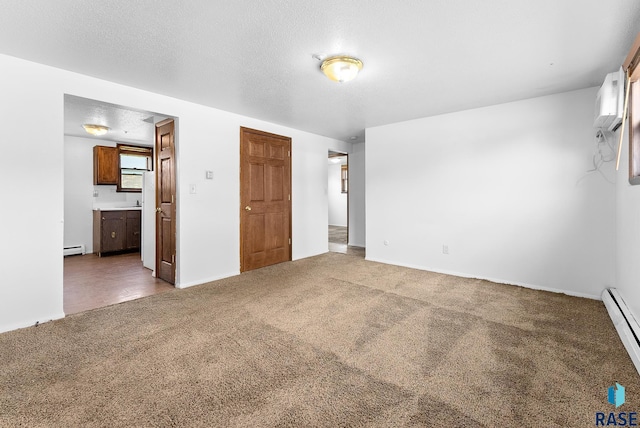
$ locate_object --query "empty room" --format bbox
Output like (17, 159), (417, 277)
(2, 1), (640, 426)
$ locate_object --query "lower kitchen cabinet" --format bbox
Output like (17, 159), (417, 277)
(93, 209), (142, 256)
(125, 210), (141, 250)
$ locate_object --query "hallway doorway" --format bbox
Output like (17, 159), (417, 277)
(327, 151), (364, 258)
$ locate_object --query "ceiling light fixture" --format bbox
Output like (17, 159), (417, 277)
(321, 55), (363, 83)
(82, 124), (109, 136)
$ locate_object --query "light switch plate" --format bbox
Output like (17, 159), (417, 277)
(205, 170), (213, 179)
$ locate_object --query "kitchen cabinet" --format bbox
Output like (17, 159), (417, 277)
(93, 146), (118, 185)
(93, 209), (141, 256)
(125, 210), (141, 250)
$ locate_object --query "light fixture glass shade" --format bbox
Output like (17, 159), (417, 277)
(321, 56), (363, 83)
(83, 124), (109, 136)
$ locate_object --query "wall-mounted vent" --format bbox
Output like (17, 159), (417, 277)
(63, 245), (85, 256)
(602, 288), (640, 375)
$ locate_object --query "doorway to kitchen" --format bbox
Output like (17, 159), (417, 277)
(63, 95), (176, 314)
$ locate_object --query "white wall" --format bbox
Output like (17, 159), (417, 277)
(328, 161), (347, 227)
(64, 136), (142, 252)
(1, 56), (65, 333)
(0, 53), (347, 333)
(616, 128), (640, 322)
(349, 142), (366, 247)
(366, 87), (615, 298)
(64, 135), (96, 251)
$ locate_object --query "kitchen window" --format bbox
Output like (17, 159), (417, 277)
(117, 144), (153, 192)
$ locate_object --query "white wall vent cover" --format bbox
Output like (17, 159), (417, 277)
(63, 245), (85, 256)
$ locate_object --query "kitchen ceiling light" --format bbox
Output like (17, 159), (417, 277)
(321, 56), (363, 83)
(83, 124), (109, 136)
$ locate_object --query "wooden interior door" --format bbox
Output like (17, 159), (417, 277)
(155, 119), (176, 284)
(240, 127), (291, 272)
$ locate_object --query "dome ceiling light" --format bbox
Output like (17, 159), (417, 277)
(83, 124), (110, 136)
(320, 55), (363, 83)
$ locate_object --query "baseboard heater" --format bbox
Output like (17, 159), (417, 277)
(602, 288), (640, 375)
(63, 245), (85, 256)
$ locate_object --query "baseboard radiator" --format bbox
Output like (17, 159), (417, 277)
(602, 288), (640, 374)
(63, 245), (85, 256)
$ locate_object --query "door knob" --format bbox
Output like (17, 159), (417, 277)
(156, 207), (162, 213)
(245, 206), (252, 211)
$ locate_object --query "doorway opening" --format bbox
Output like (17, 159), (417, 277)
(328, 150), (349, 253)
(63, 95), (176, 314)
(327, 150), (365, 258)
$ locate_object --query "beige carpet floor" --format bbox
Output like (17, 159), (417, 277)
(1, 252), (638, 427)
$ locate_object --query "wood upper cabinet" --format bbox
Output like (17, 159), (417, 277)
(93, 209), (142, 256)
(93, 146), (118, 185)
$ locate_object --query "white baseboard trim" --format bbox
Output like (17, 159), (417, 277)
(176, 271), (240, 289)
(293, 250), (329, 262)
(0, 312), (66, 335)
(602, 288), (640, 375)
(364, 256), (601, 300)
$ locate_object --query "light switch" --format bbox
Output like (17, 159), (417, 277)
(205, 170), (214, 180)
(190, 184), (197, 194)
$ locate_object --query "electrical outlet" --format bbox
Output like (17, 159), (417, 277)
(93, 190), (99, 197)
(442, 245), (449, 255)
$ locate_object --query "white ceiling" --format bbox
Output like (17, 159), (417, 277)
(2, 1), (640, 142)
(64, 95), (165, 146)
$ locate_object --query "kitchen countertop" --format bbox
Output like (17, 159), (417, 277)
(93, 207), (142, 211)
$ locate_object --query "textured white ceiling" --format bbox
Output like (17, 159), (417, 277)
(2, 1), (640, 142)
(64, 95), (161, 146)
